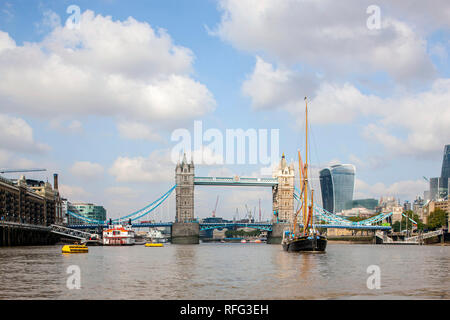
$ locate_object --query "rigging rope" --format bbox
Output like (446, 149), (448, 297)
(294, 186), (392, 226)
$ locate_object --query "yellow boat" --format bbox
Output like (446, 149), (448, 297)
(145, 243), (164, 247)
(62, 244), (89, 253)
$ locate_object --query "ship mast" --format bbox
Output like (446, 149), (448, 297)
(303, 97), (309, 235)
(294, 150), (303, 236)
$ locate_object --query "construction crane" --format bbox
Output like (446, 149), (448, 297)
(245, 204), (251, 221)
(259, 199), (261, 222)
(0, 168), (47, 174)
(212, 195), (219, 218)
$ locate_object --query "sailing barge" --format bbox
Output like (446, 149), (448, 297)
(281, 97), (327, 252)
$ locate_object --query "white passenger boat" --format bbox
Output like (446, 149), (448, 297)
(103, 225), (135, 246)
(146, 229), (167, 243)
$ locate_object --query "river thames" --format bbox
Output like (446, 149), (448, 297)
(0, 243), (448, 300)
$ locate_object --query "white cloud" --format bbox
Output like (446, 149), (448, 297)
(0, 10), (215, 128)
(35, 9), (61, 32)
(380, 1), (450, 30)
(70, 161), (104, 180)
(207, 166), (235, 177)
(67, 120), (83, 132)
(242, 58), (383, 124)
(362, 79), (450, 157)
(0, 149), (37, 169)
(117, 121), (163, 142)
(354, 178), (427, 201)
(0, 114), (50, 153)
(49, 118), (84, 134)
(191, 147), (224, 166)
(0, 30), (14, 52)
(109, 149), (173, 183)
(242, 56), (318, 110)
(215, 0), (438, 84)
(243, 57), (450, 157)
(293, 81), (382, 125)
(1, 2), (13, 23)
(105, 186), (139, 199)
(59, 184), (90, 201)
(110, 145), (225, 183)
(348, 154), (384, 171)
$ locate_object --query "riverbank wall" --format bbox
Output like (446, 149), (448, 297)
(0, 223), (59, 246)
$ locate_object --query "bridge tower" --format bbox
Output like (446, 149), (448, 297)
(175, 153), (195, 222)
(173, 153), (199, 244)
(272, 153), (295, 223)
(268, 154), (294, 243)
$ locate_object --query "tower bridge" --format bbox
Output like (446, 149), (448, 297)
(66, 153), (392, 244)
(172, 152), (295, 243)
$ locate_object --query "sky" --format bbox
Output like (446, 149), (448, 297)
(0, 0), (449, 221)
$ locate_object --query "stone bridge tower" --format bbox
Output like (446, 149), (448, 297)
(272, 153), (295, 223)
(175, 153), (195, 222)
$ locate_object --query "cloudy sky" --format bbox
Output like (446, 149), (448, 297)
(0, 0), (449, 221)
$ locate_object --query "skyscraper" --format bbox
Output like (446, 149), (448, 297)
(430, 177), (441, 200)
(319, 164), (355, 213)
(440, 144), (450, 199)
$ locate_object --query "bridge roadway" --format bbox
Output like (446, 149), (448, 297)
(66, 222), (392, 231)
(194, 176), (278, 187)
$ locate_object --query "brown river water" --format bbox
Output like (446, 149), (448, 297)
(0, 243), (448, 299)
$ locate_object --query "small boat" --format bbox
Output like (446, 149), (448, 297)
(145, 229), (167, 243)
(241, 239), (247, 243)
(103, 224), (135, 246)
(254, 239), (262, 243)
(145, 242), (164, 247)
(282, 233), (327, 252)
(62, 244), (88, 253)
(282, 97), (327, 253)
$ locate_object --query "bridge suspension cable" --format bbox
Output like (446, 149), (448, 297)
(126, 185), (175, 222)
(111, 185), (176, 222)
(294, 186), (392, 226)
(66, 185), (177, 225)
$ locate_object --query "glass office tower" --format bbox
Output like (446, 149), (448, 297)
(319, 164), (355, 213)
(440, 145), (450, 198)
(68, 203), (107, 224)
(430, 177), (440, 200)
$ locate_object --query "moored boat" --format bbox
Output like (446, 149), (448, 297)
(145, 228), (167, 243)
(145, 242), (164, 247)
(103, 224), (135, 246)
(282, 233), (327, 252)
(282, 97), (327, 253)
(62, 244), (88, 253)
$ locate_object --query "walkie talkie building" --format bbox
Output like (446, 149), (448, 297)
(319, 164), (356, 213)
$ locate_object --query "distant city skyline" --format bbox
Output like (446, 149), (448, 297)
(429, 144), (450, 201)
(0, 1), (449, 220)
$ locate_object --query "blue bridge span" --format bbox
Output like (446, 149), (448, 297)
(66, 182), (394, 233)
(67, 222), (391, 232)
